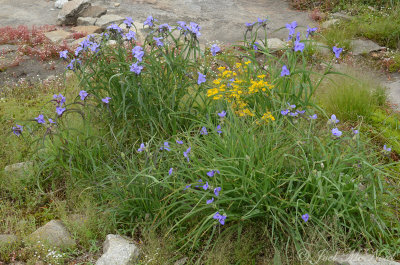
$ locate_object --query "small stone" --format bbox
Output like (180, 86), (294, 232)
(266, 38), (286, 50)
(0, 234), (18, 246)
(174, 257), (188, 265)
(71, 25), (102, 35)
(57, 0), (91, 26)
(80, 5), (107, 18)
(351, 39), (384, 56)
(321, 19), (339, 29)
(95, 14), (124, 29)
(114, 2), (120, 7)
(0, 44), (19, 53)
(331, 252), (400, 265)
(95, 234), (139, 265)
(55, 0), (68, 9)
(314, 42), (331, 56)
(77, 17), (97, 26)
(28, 220), (76, 249)
(44, 29), (71, 43)
(4, 161), (33, 176)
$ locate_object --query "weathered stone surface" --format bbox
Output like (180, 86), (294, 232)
(71, 25), (102, 35)
(0, 44), (18, 54)
(321, 19), (339, 29)
(55, 0), (69, 9)
(266, 38), (286, 50)
(95, 234), (139, 265)
(0, 234), (18, 246)
(351, 39), (384, 56)
(314, 42), (331, 56)
(95, 14), (125, 29)
(80, 5), (107, 18)
(385, 75), (400, 111)
(44, 29), (71, 43)
(174, 257), (188, 265)
(331, 252), (400, 265)
(57, 0), (91, 26)
(77, 17), (97, 26)
(28, 220), (76, 249)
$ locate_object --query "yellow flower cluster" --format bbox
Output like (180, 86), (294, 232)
(207, 62), (275, 122)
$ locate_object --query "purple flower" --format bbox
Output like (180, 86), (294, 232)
(245, 22), (256, 30)
(352, 128), (359, 134)
(288, 103), (296, 109)
(159, 23), (172, 32)
(202, 181), (209, 190)
(75, 46), (83, 57)
(289, 112), (298, 117)
(195, 179), (203, 188)
(329, 114), (339, 124)
(144, 16), (156, 27)
(12, 124), (23, 136)
(102, 97), (111, 104)
(56, 106), (66, 116)
(213, 212), (226, 225)
(188, 22), (201, 38)
(107, 24), (122, 33)
(124, 17), (134, 27)
(383, 145), (392, 152)
(53, 94), (66, 107)
(125, 31), (137, 41)
(206, 197), (214, 204)
(257, 17), (268, 25)
(332, 128), (342, 137)
(137, 143), (145, 152)
(184, 184), (191, 190)
(216, 125), (222, 134)
(301, 213), (309, 222)
(130, 63), (143, 74)
(281, 109), (290, 116)
(35, 114), (45, 124)
(218, 111), (226, 118)
(306, 26), (318, 39)
(309, 114), (317, 120)
(200, 126), (208, 135)
(132, 46), (144, 61)
(214, 187), (221, 197)
(294, 40), (305, 52)
(176, 21), (187, 31)
(333, 46), (343, 59)
(286, 21), (298, 40)
(281, 65), (290, 77)
(66, 58), (81, 70)
(59, 50), (68, 59)
(183, 147), (191, 162)
(176, 140), (184, 144)
(160, 142), (171, 151)
(197, 72), (206, 85)
(211, 44), (221, 56)
(49, 119), (56, 124)
(207, 170), (220, 177)
(168, 168), (173, 175)
(79, 90), (88, 101)
(153, 37), (164, 47)
(297, 110), (306, 115)
(89, 42), (100, 53)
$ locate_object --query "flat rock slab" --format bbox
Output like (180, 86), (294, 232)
(96, 234), (139, 265)
(95, 14), (125, 29)
(351, 39), (384, 56)
(332, 253), (400, 265)
(81, 5), (107, 18)
(28, 220), (76, 249)
(385, 74), (400, 111)
(0, 234), (18, 246)
(44, 29), (71, 43)
(71, 25), (103, 35)
(77, 17), (97, 26)
(4, 161), (33, 177)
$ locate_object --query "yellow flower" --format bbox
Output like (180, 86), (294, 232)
(218, 66), (226, 72)
(213, 79), (221, 85)
(257, 74), (266, 79)
(235, 62), (242, 68)
(245, 60), (251, 65)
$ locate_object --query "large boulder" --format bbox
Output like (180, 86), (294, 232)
(95, 234), (139, 265)
(80, 5), (107, 18)
(57, 0), (91, 26)
(95, 14), (125, 29)
(28, 220), (76, 249)
(77, 17), (97, 26)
